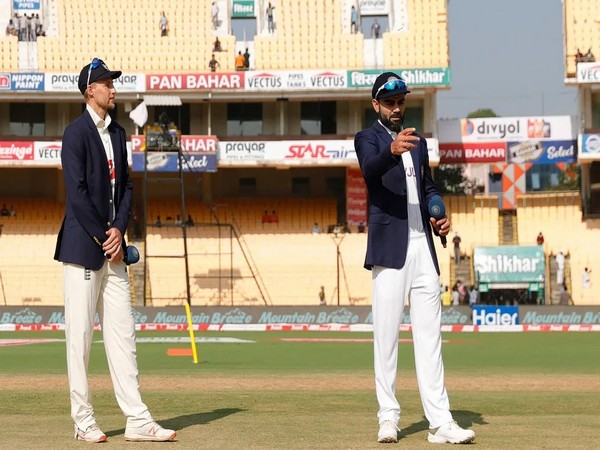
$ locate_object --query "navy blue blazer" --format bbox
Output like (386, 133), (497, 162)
(354, 121), (441, 273)
(54, 110), (132, 270)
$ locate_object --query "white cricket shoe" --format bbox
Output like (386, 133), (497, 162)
(74, 423), (107, 443)
(378, 420), (400, 443)
(427, 420), (475, 444)
(124, 422), (176, 442)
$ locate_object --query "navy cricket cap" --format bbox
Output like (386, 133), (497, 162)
(78, 58), (122, 95)
(371, 71), (411, 99)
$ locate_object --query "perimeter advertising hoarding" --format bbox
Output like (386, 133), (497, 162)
(44, 73), (146, 92)
(576, 62), (600, 83)
(219, 139), (438, 166)
(130, 135), (218, 173)
(472, 306), (519, 326)
(0, 306), (472, 326)
(437, 116), (574, 144)
(244, 70), (346, 91)
(146, 73), (244, 91)
(579, 134), (600, 161)
(2, 306), (600, 327)
(10, 73), (44, 91)
(506, 139), (577, 164)
(473, 246), (545, 284)
(218, 139), (356, 165)
(347, 68), (450, 88)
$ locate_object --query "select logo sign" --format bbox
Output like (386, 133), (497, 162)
(472, 306), (519, 326)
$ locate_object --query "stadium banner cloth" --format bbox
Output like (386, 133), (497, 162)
(1, 306), (600, 330)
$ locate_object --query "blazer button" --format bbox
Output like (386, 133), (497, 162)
(107, 222), (111, 226)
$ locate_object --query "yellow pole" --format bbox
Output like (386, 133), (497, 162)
(184, 302), (198, 364)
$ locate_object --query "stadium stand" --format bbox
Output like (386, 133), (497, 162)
(564, 0), (600, 77)
(1, 0), (599, 308)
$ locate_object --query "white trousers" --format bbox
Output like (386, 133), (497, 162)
(63, 261), (153, 430)
(372, 234), (453, 428)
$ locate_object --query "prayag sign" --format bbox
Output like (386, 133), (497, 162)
(473, 246), (545, 284)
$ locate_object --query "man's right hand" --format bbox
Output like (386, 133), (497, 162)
(390, 128), (419, 155)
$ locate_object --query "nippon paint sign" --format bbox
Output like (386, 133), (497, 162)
(473, 246), (545, 284)
(437, 116), (574, 143)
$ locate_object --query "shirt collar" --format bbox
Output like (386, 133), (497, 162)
(86, 104), (112, 132)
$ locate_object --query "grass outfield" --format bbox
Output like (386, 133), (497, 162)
(0, 331), (599, 449)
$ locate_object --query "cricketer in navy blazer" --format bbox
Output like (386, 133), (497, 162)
(54, 109), (132, 270)
(354, 120), (441, 273)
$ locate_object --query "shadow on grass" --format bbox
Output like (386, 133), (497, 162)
(401, 410), (488, 438)
(106, 407), (245, 437)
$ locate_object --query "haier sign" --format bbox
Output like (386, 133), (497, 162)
(472, 306), (519, 326)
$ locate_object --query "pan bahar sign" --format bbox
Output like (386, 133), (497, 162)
(474, 246), (545, 284)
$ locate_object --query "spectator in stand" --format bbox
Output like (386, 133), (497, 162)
(9, 205), (16, 217)
(266, 2), (275, 33)
(30, 13), (38, 41)
(358, 221), (366, 233)
(350, 5), (358, 34)
(0, 203), (9, 216)
(451, 284), (460, 306)
(211, 1), (219, 30)
(208, 54), (220, 72)
(213, 37), (222, 52)
(319, 286), (326, 305)
(186, 214), (194, 226)
(6, 19), (16, 36)
(371, 18), (381, 39)
(312, 222), (320, 234)
(18, 13), (27, 41)
(452, 232), (461, 265)
(468, 285), (479, 306)
(155, 215), (163, 227)
(243, 48), (250, 70)
(271, 210), (279, 223)
(559, 283), (573, 305)
(159, 12), (168, 37)
(35, 13), (43, 36)
(261, 210), (271, 224)
(441, 285), (451, 307)
(174, 214), (182, 226)
(235, 51), (246, 71)
(457, 279), (466, 304)
(582, 267), (592, 290)
(555, 251), (565, 285)
(536, 232), (544, 246)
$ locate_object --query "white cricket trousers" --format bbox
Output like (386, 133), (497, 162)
(63, 261), (153, 430)
(372, 234), (453, 429)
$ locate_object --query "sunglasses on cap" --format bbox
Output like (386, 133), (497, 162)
(86, 57), (104, 89)
(375, 78), (408, 98)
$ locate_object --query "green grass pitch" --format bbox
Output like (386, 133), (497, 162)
(0, 331), (598, 449)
